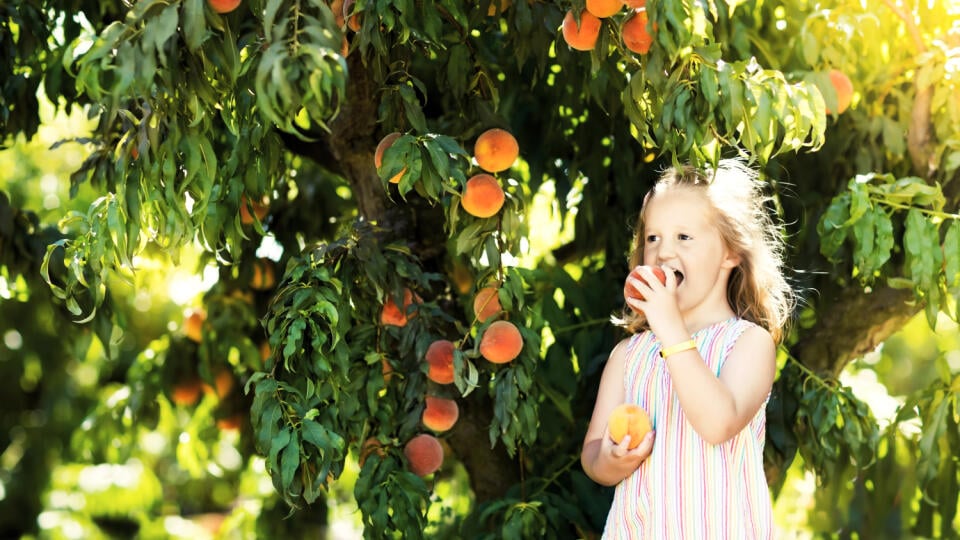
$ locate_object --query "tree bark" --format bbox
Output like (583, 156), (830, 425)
(327, 53), (388, 222)
(446, 391), (521, 502)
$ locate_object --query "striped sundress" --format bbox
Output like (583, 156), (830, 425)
(602, 317), (774, 539)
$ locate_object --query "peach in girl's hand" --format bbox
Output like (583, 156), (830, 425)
(608, 403), (652, 450)
(624, 266), (667, 305)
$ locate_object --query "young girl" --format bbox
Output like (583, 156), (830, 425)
(580, 160), (795, 538)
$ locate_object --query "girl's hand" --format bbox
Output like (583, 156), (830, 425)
(625, 265), (682, 332)
(600, 425), (655, 471)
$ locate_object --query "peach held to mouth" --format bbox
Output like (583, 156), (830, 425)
(624, 267), (685, 312)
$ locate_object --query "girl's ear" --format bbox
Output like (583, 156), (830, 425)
(721, 248), (741, 269)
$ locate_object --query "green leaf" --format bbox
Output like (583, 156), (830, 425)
(280, 430), (300, 493)
(944, 221), (960, 288)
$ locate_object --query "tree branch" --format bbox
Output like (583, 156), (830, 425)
(790, 283), (917, 376)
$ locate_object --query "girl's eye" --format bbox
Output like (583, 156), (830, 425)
(645, 235), (658, 243)
(678, 234), (692, 241)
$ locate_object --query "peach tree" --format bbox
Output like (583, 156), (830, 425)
(2, 0), (959, 537)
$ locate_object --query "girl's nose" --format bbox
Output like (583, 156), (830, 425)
(657, 238), (676, 260)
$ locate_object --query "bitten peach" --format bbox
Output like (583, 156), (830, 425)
(624, 265), (667, 307)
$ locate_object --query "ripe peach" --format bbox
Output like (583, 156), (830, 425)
(381, 357), (394, 382)
(259, 341), (272, 363)
(487, 0), (511, 16)
(208, 0), (241, 14)
(216, 413), (244, 432)
(374, 132), (407, 184)
(624, 265), (667, 307)
(479, 320), (523, 364)
(203, 368), (235, 399)
(562, 10), (602, 52)
(183, 307), (206, 343)
(586, 0), (622, 18)
(240, 194), (269, 225)
(380, 288), (418, 327)
(404, 433), (444, 476)
(422, 396), (459, 432)
(172, 377), (203, 406)
(330, 0), (346, 27)
(424, 339), (455, 384)
(827, 69), (853, 114)
(623, 10), (654, 55)
(473, 128), (519, 173)
(343, 0), (362, 32)
(250, 258), (277, 290)
(461, 174), (505, 218)
(473, 286), (502, 322)
(608, 403), (651, 449)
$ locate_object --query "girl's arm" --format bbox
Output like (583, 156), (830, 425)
(580, 338), (655, 486)
(658, 324), (776, 445)
(627, 265), (777, 445)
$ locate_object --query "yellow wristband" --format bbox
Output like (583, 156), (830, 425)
(660, 339), (697, 358)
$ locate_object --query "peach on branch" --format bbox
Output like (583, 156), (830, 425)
(827, 69), (853, 114)
(461, 174), (505, 218)
(380, 288), (419, 327)
(586, 0), (622, 18)
(472, 286), (502, 323)
(623, 10), (654, 55)
(183, 307), (206, 343)
(479, 320), (523, 364)
(562, 10), (602, 51)
(208, 0), (241, 14)
(374, 132), (407, 184)
(424, 339), (456, 384)
(473, 128), (519, 173)
(422, 396), (459, 432)
(404, 433), (444, 477)
(171, 377), (203, 406)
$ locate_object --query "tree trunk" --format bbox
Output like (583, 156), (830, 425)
(446, 391), (521, 502)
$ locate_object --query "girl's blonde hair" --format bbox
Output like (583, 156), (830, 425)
(618, 159), (795, 343)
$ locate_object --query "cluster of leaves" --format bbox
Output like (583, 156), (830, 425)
(818, 173), (960, 325)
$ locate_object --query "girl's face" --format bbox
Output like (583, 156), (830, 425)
(641, 187), (740, 313)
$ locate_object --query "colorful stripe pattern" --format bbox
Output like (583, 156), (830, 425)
(602, 318), (774, 539)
